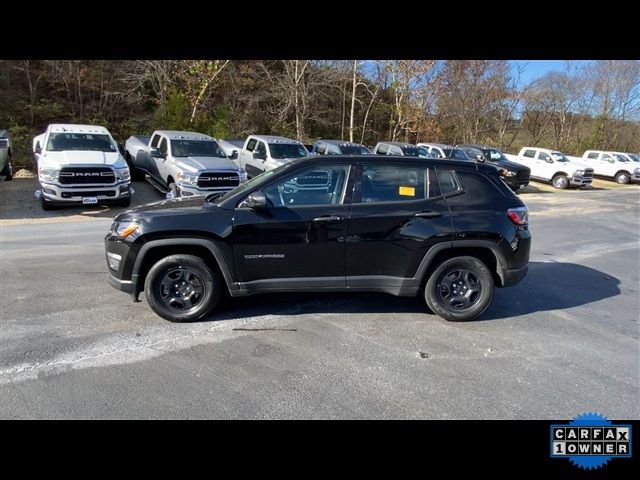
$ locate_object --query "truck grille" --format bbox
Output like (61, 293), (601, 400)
(516, 170), (531, 181)
(58, 167), (115, 185)
(583, 169), (594, 178)
(0, 139), (8, 148)
(294, 170), (331, 186)
(197, 172), (240, 189)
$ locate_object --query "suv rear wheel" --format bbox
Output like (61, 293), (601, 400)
(425, 256), (494, 322)
(144, 254), (221, 322)
(615, 171), (630, 184)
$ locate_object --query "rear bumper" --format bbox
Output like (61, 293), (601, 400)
(501, 264), (528, 287)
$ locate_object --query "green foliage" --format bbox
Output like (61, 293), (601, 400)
(193, 105), (232, 139)
(151, 89), (191, 131)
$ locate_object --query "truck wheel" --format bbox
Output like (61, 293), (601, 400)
(424, 256), (494, 322)
(615, 171), (630, 184)
(115, 197), (131, 208)
(552, 174), (569, 189)
(144, 254), (221, 322)
(40, 196), (55, 211)
(1, 155), (13, 181)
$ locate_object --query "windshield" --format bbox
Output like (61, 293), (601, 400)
(340, 145), (370, 155)
(482, 149), (507, 162)
(400, 146), (429, 157)
(47, 133), (116, 152)
(550, 152), (570, 162)
(171, 140), (226, 158)
(269, 143), (309, 159)
(448, 149), (472, 161)
(628, 154), (639, 162)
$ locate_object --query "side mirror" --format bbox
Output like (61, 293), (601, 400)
(241, 191), (267, 209)
(35, 143), (42, 154)
(475, 154), (484, 162)
(545, 158), (554, 164)
(150, 147), (163, 158)
(608, 158), (615, 163)
(253, 151), (266, 161)
(229, 150), (238, 160)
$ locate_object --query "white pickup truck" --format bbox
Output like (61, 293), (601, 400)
(124, 130), (247, 197)
(568, 150), (640, 184)
(237, 135), (309, 177)
(504, 147), (593, 189)
(0, 129), (14, 180)
(33, 124), (132, 210)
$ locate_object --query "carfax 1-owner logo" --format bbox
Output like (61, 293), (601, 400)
(551, 413), (632, 469)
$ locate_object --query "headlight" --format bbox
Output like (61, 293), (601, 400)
(500, 169), (517, 177)
(39, 168), (60, 183)
(239, 169), (248, 182)
(109, 221), (140, 241)
(116, 167), (130, 181)
(177, 172), (198, 185)
(574, 169), (585, 175)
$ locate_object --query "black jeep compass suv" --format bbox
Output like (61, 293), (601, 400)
(105, 156), (530, 322)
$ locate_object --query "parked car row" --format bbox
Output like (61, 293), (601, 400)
(22, 122), (640, 210)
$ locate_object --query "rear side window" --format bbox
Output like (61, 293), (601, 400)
(587, 152), (599, 159)
(246, 138), (257, 152)
(523, 149), (536, 158)
(360, 164), (431, 203)
(435, 169), (459, 195)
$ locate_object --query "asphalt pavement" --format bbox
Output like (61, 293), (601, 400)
(0, 178), (638, 419)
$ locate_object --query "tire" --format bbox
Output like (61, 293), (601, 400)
(424, 256), (494, 322)
(126, 154), (145, 181)
(551, 174), (569, 189)
(615, 171), (630, 184)
(114, 197), (131, 208)
(144, 254), (221, 322)
(1, 155), (13, 181)
(40, 196), (55, 211)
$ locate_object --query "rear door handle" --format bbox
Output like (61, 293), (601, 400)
(414, 211), (443, 218)
(313, 215), (344, 223)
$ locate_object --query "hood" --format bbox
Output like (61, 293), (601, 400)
(487, 158), (530, 172)
(564, 159), (592, 170)
(41, 150), (121, 167)
(116, 195), (209, 222)
(176, 156), (240, 172)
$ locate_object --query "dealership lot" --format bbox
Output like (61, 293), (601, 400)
(0, 179), (638, 419)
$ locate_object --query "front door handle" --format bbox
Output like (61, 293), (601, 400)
(313, 215), (343, 223)
(414, 211), (443, 218)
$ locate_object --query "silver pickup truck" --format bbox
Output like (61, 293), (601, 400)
(124, 130), (248, 197)
(0, 129), (13, 180)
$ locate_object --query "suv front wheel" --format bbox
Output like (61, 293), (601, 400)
(144, 254), (221, 322)
(425, 256), (494, 322)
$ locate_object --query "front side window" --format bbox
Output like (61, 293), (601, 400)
(261, 165), (351, 207)
(360, 164), (431, 203)
(246, 138), (257, 152)
(523, 149), (536, 159)
(159, 137), (168, 156)
(340, 145), (370, 155)
(255, 141), (267, 157)
(46, 133), (116, 152)
(538, 152), (551, 161)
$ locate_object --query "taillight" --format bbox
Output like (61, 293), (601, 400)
(507, 207), (528, 225)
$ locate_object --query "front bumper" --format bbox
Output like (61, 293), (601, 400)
(39, 181), (132, 204)
(177, 184), (238, 197)
(632, 170), (640, 182)
(569, 174), (593, 186)
(107, 271), (135, 294)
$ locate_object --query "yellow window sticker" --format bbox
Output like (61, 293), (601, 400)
(399, 186), (415, 196)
